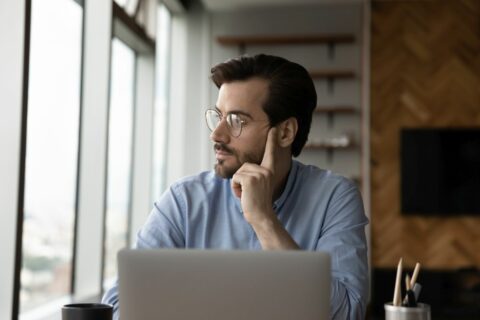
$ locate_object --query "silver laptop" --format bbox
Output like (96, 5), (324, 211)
(118, 249), (330, 320)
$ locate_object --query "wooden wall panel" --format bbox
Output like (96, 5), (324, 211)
(371, 0), (480, 269)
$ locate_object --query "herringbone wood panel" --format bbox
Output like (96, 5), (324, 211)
(371, 0), (480, 269)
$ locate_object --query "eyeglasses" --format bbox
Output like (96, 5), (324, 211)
(205, 108), (269, 138)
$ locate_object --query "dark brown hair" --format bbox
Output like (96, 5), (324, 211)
(210, 54), (317, 157)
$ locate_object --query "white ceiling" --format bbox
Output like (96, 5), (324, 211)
(201, 0), (363, 11)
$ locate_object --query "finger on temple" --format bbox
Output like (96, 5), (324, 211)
(261, 127), (277, 171)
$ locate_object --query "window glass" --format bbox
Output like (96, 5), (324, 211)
(114, 0), (138, 16)
(103, 38), (136, 288)
(21, 0), (82, 314)
(114, 0), (128, 7)
(151, 4), (171, 201)
(125, 0), (139, 16)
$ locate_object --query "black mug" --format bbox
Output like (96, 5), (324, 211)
(62, 303), (112, 320)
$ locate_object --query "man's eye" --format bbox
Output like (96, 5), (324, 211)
(231, 115), (243, 123)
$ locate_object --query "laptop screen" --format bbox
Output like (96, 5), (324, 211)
(118, 249), (330, 320)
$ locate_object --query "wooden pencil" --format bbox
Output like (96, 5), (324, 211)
(393, 258), (403, 306)
(410, 262), (421, 287)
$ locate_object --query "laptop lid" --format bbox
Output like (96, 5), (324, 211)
(118, 249), (330, 320)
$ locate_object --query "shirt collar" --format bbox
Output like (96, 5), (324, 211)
(272, 160), (299, 211)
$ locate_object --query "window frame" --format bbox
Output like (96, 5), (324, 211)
(0, 0), (31, 319)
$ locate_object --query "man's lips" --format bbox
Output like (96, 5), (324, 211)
(214, 144), (234, 160)
(215, 149), (232, 159)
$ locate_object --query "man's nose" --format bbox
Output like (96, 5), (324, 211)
(210, 119), (230, 143)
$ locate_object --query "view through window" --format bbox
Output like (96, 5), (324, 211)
(20, 0), (83, 315)
(103, 38), (136, 288)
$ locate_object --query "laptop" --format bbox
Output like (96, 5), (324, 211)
(118, 249), (330, 320)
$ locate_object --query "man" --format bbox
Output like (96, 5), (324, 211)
(103, 54), (368, 319)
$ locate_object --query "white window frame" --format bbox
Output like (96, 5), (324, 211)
(0, 0), (29, 319)
(73, 0), (113, 301)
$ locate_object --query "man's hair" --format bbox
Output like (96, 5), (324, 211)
(210, 54), (317, 157)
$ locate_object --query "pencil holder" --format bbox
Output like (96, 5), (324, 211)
(384, 302), (431, 320)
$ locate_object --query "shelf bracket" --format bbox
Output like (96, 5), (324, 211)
(327, 42), (336, 60)
(327, 77), (335, 94)
(327, 111), (335, 128)
(239, 42), (246, 55)
(326, 147), (334, 164)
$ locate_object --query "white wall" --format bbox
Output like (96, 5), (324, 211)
(166, 2), (212, 185)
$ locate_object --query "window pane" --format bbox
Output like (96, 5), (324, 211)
(21, 0), (82, 314)
(125, 0), (139, 16)
(103, 38), (136, 288)
(151, 4), (171, 200)
(114, 0), (128, 7)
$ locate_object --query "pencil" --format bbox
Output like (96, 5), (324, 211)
(403, 273), (411, 305)
(393, 257), (403, 306)
(410, 262), (421, 287)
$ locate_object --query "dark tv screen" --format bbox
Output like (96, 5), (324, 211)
(401, 128), (480, 215)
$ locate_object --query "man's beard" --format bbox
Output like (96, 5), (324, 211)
(213, 143), (262, 179)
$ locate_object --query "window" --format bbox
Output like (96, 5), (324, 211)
(5, 0), (161, 318)
(114, 0), (128, 6)
(151, 3), (171, 200)
(114, 0), (139, 17)
(103, 38), (136, 288)
(20, 0), (83, 315)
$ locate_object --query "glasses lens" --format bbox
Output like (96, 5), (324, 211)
(205, 110), (220, 132)
(227, 114), (242, 137)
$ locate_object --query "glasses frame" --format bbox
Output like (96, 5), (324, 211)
(205, 108), (247, 138)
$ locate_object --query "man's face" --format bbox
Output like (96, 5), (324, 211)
(210, 78), (271, 178)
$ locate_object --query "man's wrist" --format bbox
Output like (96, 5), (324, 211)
(248, 210), (299, 250)
(246, 208), (277, 231)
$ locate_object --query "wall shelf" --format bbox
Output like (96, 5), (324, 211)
(309, 70), (355, 79)
(216, 34), (355, 58)
(304, 142), (356, 150)
(216, 34), (355, 46)
(315, 106), (358, 114)
(304, 141), (356, 163)
(315, 106), (358, 127)
(309, 70), (355, 93)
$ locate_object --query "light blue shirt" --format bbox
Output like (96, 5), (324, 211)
(103, 160), (369, 319)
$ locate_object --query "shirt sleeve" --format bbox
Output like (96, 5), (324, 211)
(101, 184), (186, 320)
(315, 179), (369, 320)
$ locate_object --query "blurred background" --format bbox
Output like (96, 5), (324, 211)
(1, 0), (479, 319)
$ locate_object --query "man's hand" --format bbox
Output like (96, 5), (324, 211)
(231, 127), (299, 250)
(231, 127), (278, 226)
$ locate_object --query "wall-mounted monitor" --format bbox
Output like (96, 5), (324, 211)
(401, 128), (480, 215)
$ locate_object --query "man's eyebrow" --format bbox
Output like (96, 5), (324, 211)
(215, 106), (253, 119)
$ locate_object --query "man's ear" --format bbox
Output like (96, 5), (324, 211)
(277, 117), (298, 148)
